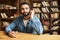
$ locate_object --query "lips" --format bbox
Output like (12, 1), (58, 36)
(23, 13), (30, 16)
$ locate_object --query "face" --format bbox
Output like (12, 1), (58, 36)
(20, 4), (30, 16)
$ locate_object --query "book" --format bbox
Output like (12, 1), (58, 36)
(45, 7), (49, 12)
(42, 7), (49, 12)
(37, 3), (41, 7)
(33, 3), (41, 7)
(51, 26), (59, 30)
(4, 4), (16, 9)
(51, 8), (59, 12)
(13, 7), (16, 9)
(0, 4), (4, 9)
(10, 16), (14, 18)
(42, 14), (49, 19)
(0, 13), (8, 18)
(53, 20), (59, 24)
(51, 1), (58, 6)
(3, 13), (8, 18)
(1, 13), (5, 18)
(53, 32), (58, 35)
(42, 1), (50, 6)
(37, 14), (40, 19)
(35, 14), (40, 19)
(42, 8), (47, 12)
(44, 14), (49, 19)
(3, 22), (9, 27)
(42, 19), (50, 25)
(33, 8), (41, 13)
(51, 13), (59, 19)
(43, 25), (49, 30)
(33, 3), (37, 7)
(37, 8), (41, 13)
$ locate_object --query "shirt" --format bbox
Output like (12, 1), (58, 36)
(23, 19), (28, 27)
(5, 16), (43, 35)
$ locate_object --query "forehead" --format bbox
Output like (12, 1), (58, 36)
(21, 4), (30, 8)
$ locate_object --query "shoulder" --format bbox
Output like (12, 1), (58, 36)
(33, 16), (40, 22)
(33, 16), (39, 20)
(14, 16), (23, 22)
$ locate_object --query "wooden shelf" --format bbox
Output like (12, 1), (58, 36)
(0, 18), (15, 21)
(0, 18), (15, 19)
(52, 24), (60, 26)
(0, 9), (17, 11)
(32, 0), (60, 34)
(0, 0), (17, 6)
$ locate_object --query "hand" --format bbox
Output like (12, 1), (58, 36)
(8, 31), (18, 38)
(30, 10), (35, 19)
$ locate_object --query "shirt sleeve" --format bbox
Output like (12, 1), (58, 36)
(5, 19), (17, 33)
(31, 17), (43, 35)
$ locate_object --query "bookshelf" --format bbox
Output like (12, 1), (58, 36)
(0, 0), (32, 31)
(32, 0), (60, 34)
(0, 0), (19, 31)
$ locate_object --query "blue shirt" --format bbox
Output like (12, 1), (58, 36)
(5, 16), (43, 35)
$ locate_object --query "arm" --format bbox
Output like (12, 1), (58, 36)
(5, 18), (19, 38)
(31, 17), (43, 35)
(5, 20), (17, 33)
(30, 10), (43, 35)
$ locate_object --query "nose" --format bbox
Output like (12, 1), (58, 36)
(24, 9), (27, 12)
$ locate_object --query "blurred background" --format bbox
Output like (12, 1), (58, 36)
(0, 0), (60, 35)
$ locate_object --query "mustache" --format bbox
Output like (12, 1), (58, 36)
(22, 12), (31, 16)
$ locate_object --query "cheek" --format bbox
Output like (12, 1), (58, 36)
(27, 10), (30, 12)
(26, 10), (30, 13)
(27, 9), (30, 11)
(21, 10), (24, 13)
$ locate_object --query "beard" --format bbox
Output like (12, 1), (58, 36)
(22, 11), (30, 16)
(23, 12), (30, 16)
(21, 11), (31, 20)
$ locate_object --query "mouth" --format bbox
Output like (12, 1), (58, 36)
(23, 13), (30, 16)
(23, 12), (30, 16)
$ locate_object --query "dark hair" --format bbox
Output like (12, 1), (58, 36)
(19, 2), (32, 10)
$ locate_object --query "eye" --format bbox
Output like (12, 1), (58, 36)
(26, 8), (28, 9)
(21, 8), (24, 10)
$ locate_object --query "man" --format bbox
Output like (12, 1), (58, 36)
(5, 2), (43, 38)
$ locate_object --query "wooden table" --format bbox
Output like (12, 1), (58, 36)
(0, 31), (60, 40)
